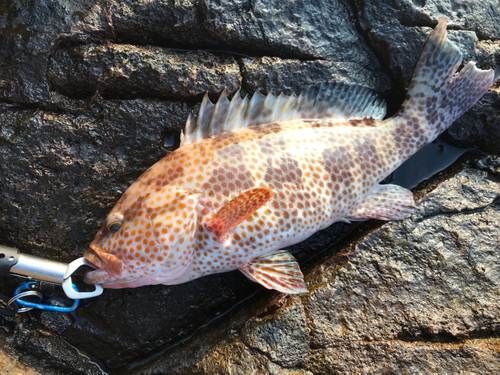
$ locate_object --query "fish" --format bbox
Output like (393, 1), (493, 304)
(84, 19), (495, 293)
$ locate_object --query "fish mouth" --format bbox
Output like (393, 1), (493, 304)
(83, 246), (107, 285)
(83, 246), (104, 269)
(83, 244), (124, 284)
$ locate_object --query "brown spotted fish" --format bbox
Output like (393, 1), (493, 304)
(84, 19), (494, 293)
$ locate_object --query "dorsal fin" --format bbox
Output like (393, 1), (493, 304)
(181, 82), (387, 145)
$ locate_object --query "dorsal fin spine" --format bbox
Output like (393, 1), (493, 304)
(247, 91), (265, 125)
(262, 90), (275, 123)
(197, 93), (213, 142)
(237, 95), (249, 130)
(224, 89), (240, 131)
(210, 89), (229, 134)
(233, 94), (247, 131)
(273, 93), (288, 122)
(182, 81), (387, 145)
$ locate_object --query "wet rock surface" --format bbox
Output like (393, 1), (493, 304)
(0, 0), (499, 374)
(444, 87), (500, 155)
(240, 57), (391, 95)
(49, 45), (242, 100)
(113, 0), (379, 64)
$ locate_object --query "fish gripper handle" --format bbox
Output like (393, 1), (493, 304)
(0, 245), (68, 284)
(0, 245), (20, 278)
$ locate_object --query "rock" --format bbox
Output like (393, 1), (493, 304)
(306, 338), (500, 374)
(114, 0), (380, 66)
(200, 0), (378, 65)
(240, 295), (309, 368)
(0, 0), (105, 105)
(0, 0), (499, 373)
(60, 272), (258, 370)
(48, 45), (241, 100)
(6, 320), (105, 375)
(197, 340), (313, 375)
(40, 311), (73, 335)
(241, 57), (391, 95)
(444, 87), (500, 155)
(112, 0), (210, 49)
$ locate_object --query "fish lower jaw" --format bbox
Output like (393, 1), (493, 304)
(99, 279), (153, 289)
(84, 269), (109, 285)
(84, 269), (154, 289)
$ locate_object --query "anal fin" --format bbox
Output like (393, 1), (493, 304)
(347, 184), (416, 221)
(240, 250), (307, 294)
(206, 187), (274, 243)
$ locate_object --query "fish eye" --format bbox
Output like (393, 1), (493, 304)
(108, 222), (122, 232)
(107, 212), (124, 233)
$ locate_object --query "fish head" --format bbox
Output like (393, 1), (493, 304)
(84, 185), (201, 288)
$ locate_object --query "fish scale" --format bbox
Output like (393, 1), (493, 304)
(84, 19), (495, 293)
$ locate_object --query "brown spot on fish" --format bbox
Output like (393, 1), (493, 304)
(253, 123), (283, 136)
(322, 148), (356, 192)
(352, 136), (384, 185)
(202, 144), (254, 194)
(348, 118), (376, 127)
(264, 153), (303, 192)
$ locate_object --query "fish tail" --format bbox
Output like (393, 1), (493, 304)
(398, 18), (494, 144)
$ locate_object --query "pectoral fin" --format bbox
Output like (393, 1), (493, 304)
(347, 184), (416, 221)
(206, 187), (274, 243)
(240, 250), (307, 294)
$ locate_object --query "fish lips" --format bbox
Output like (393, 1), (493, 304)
(84, 245), (124, 283)
(84, 267), (109, 285)
(84, 265), (149, 289)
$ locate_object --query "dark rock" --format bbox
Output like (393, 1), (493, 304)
(61, 272), (258, 370)
(112, 0), (211, 49)
(40, 310), (73, 335)
(445, 87), (500, 155)
(0, 0), (499, 373)
(113, 0), (380, 67)
(6, 320), (104, 375)
(241, 57), (391, 95)
(0, 0), (104, 105)
(48, 45), (241, 100)
(200, 0), (378, 65)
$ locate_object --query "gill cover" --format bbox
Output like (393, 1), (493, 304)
(145, 187), (200, 280)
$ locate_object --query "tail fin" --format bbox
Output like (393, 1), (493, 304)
(400, 18), (495, 140)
